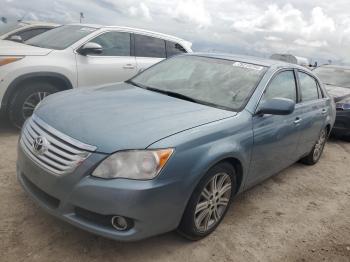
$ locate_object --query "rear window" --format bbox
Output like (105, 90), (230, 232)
(298, 72), (320, 101)
(134, 34), (166, 58)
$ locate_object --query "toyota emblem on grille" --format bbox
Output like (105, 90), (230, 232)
(33, 136), (49, 155)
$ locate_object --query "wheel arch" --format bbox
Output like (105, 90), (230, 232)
(2, 72), (73, 113)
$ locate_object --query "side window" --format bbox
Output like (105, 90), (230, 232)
(298, 72), (319, 102)
(261, 71), (297, 103)
(166, 41), (186, 57)
(134, 34), (166, 58)
(91, 32), (131, 56)
(9, 28), (51, 41)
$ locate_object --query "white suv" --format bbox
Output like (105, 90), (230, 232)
(0, 24), (192, 127)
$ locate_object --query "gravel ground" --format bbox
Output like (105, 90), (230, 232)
(0, 118), (349, 262)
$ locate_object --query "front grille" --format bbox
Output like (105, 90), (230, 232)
(20, 115), (97, 176)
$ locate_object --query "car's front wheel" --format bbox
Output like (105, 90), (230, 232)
(8, 82), (59, 128)
(178, 162), (236, 240)
(300, 128), (328, 165)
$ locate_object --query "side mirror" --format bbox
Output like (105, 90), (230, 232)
(78, 42), (103, 56)
(9, 35), (23, 42)
(256, 98), (295, 116)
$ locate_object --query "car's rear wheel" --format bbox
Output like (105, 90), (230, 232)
(178, 162), (236, 240)
(8, 82), (59, 128)
(300, 128), (328, 165)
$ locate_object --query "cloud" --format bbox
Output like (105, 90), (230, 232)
(129, 2), (152, 20)
(172, 0), (211, 27)
(1, 0), (350, 64)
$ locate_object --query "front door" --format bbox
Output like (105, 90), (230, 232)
(247, 70), (302, 186)
(76, 31), (137, 87)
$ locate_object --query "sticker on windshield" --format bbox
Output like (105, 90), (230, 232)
(232, 62), (263, 71)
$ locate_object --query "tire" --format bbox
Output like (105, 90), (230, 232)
(300, 128), (328, 165)
(177, 162), (236, 240)
(8, 82), (59, 128)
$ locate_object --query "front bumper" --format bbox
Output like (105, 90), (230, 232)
(332, 110), (350, 137)
(17, 145), (188, 241)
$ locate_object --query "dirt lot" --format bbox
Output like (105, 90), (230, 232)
(0, 118), (349, 262)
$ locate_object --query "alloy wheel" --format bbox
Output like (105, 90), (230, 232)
(22, 92), (50, 119)
(194, 172), (232, 233)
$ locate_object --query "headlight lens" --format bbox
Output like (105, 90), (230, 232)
(0, 56), (24, 66)
(92, 149), (174, 180)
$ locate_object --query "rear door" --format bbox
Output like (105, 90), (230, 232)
(295, 71), (328, 156)
(134, 34), (166, 72)
(248, 70), (302, 185)
(76, 31), (137, 87)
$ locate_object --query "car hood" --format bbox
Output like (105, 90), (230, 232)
(35, 83), (236, 153)
(0, 40), (52, 56)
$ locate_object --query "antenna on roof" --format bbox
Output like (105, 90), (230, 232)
(80, 12), (84, 23)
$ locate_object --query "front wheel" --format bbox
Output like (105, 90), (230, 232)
(300, 128), (328, 165)
(8, 82), (59, 128)
(177, 162), (236, 240)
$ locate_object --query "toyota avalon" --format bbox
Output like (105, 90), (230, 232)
(17, 54), (335, 241)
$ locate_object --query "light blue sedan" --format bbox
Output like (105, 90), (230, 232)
(17, 54), (335, 241)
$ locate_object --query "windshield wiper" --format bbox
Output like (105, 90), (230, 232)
(126, 80), (234, 111)
(126, 80), (198, 103)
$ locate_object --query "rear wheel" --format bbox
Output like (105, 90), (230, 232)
(300, 128), (327, 165)
(8, 82), (59, 128)
(178, 162), (236, 240)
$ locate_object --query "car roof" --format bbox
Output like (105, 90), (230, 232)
(67, 23), (192, 49)
(187, 52), (310, 70)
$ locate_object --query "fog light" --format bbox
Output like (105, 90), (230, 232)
(111, 215), (128, 231)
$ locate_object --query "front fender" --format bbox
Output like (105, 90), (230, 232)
(148, 111), (253, 215)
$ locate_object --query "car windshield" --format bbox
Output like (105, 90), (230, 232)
(313, 67), (350, 88)
(25, 25), (96, 50)
(0, 22), (25, 35)
(130, 55), (267, 111)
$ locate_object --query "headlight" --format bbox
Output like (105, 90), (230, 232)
(0, 56), (24, 66)
(92, 149), (174, 180)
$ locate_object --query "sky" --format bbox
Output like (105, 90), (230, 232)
(1, 0), (350, 64)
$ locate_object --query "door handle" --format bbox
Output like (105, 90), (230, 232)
(123, 64), (135, 69)
(294, 117), (302, 125)
(321, 108), (328, 115)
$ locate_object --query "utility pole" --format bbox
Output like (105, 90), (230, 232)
(80, 12), (84, 23)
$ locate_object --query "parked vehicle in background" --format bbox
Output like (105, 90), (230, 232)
(17, 54), (335, 241)
(0, 21), (58, 42)
(270, 54), (309, 67)
(0, 24), (192, 127)
(313, 65), (350, 140)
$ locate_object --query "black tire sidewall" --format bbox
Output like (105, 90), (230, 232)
(9, 82), (58, 128)
(178, 162), (236, 240)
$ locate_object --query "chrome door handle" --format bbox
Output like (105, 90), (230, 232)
(123, 64), (135, 69)
(321, 108), (328, 114)
(294, 118), (302, 125)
